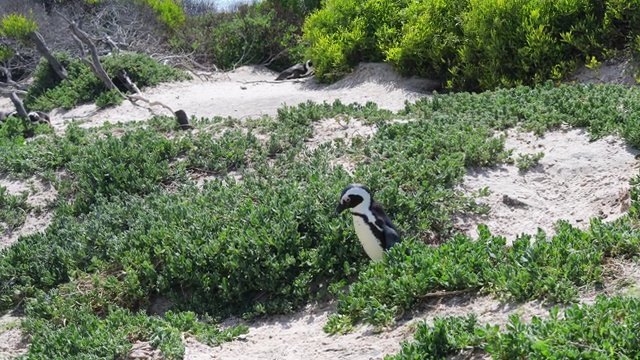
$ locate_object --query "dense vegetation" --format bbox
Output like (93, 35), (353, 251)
(1, 81), (640, 357)
(6, 0), (640, 89)
(1, 2), (640, 358)
(23, 52), (190, 111)
(304, 0), (640, 89)
(391, 296), (640, 359)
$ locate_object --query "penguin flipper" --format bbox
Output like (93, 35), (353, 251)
(382, 224), (400, 251)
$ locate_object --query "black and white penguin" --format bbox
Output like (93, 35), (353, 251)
(336, 184), (401, 260)
(27, 111), (51, 125)
(0, 111), (17, 122)
(275, 60), (314, 81)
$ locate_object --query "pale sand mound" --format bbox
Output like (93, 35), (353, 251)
(455, 128), (640, 243)
(0, 312), (27, 359)
(48, 63), (432, 130)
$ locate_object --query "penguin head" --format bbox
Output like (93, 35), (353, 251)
(305, 60), (313, 70)
(336, 183), (372, 214)
(27, 112), (40, 123)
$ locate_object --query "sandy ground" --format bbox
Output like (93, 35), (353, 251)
(456, 128), (640, 243)
(0, 175), (57, 249)
(44, 63), (434, 130)
(1, 62), (640, 359)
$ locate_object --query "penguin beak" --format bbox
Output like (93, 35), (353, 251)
(335, 201), (347, 214)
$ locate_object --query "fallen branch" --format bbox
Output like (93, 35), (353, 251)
(0, 88), (28, 96)
(414, 287), (480, 299)
(56, 10), (121, 95)
(28, 31), (68, 80)
(9, 92), (28, 118)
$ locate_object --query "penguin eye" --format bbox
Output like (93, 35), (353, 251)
(344, 197), (351, 203)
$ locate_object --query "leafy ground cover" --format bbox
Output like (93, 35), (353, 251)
(391, 295), (640, 359)
(0, 82), (639, 358)
(23, 52), (190, 112)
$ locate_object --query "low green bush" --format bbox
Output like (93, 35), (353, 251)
(24, 52), (189, 112)
(22, 275), (247, 359)
(1, 84), (640, 357)
(391, 295), (640, 359)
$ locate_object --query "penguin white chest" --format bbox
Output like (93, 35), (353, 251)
(352, 216), (384, 261)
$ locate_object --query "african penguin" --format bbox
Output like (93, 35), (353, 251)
(0, 111), (17, 122)
(336, 184), (401, 261)
(275, 60), (314, 81)
(27, 111), (51, 125)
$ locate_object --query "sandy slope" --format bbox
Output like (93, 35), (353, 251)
(46, 63), (434, 130)
(1, 62), (639, 359)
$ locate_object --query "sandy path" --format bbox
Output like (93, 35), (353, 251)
(48, 63), (433, 129)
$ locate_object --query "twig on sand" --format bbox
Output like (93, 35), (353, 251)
(414, 287), (480, 299)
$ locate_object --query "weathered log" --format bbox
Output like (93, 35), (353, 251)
(9, 92), (28, 119)
(28, 31), (68, 80)
(116, 69), (141, 94)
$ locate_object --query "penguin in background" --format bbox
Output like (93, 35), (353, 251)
(0, 111), (17, 122)
(27, 111), (51, 125)
(336, 184), (401, 261)
(275, 60), (314, 81)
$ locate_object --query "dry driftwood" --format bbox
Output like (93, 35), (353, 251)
(28, 31), (68, 80)
(56, 10), (120, 94)
(9, 92), (28, 118)
(116, 69), (140, 94)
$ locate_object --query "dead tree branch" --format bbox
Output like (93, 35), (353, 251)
(9, 92), (28, 118)
(28, 31), (68, 80)
(55, 10), (121, 95)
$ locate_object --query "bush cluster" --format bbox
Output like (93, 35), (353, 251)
(24, 52), (189, 112)
(392, 296), (640, 359)
(170, 0), (321, 71)
(304, 0), (640, 89)
(1, 83), (640, 357)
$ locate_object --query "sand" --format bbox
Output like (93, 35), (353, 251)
(1, 62), (639, 359)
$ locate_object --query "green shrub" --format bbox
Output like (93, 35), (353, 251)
(170, 3), (303, 70)
(0, 186), (30, 231)
(303, 0), (408, 82)
(0, 12), (38, 42)
(139, 0), (186, 30)
(391, 296), (640, 359)
(22, 277), (247, 359)
(305, 0), (640, 90)
(24, 52), (189, 112)
(384, 0), (468, 82)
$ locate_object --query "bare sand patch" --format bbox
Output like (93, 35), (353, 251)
(455, 128), (640, 243)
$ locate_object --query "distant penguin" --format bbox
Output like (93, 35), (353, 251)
(336, 184), (401, 260)
(0, 111), (17, 122)
(27, 111), (51, 125)
(275, 60), (314, 81)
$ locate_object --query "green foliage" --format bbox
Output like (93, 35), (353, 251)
(0, 45), (15, 62)
(139, 0), (186, 30)
(302, 0), (409, 82)
(95, 89), (124, 108)
(391, 296), (640, 359)
(328, 216), (640, 331)
(0, 187), (30, 231)
(1, 84), (640, 355)
(170, 2), (305, 70)
(21, 275), (247, 359)
(25, 52), (189, 112)
(0, 12), (38, 42)
(515, 152), (544, 171)
(305, 0), (640, 90)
